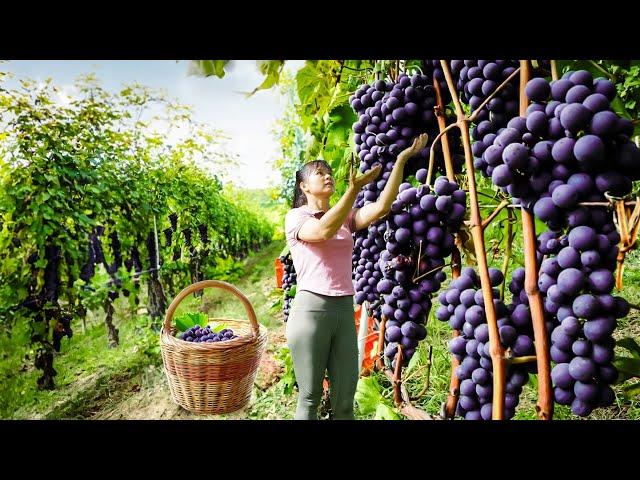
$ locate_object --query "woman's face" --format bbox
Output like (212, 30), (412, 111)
(302, 165), (334, 198)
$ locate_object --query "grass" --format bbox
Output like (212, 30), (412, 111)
(3, 313), (160, 419)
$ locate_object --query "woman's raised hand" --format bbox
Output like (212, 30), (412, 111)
(349, 162), (382, 192)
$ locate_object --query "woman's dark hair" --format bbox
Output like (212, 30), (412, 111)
(292, 160), (333, 208)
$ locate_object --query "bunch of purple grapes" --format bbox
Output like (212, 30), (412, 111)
(450, 60), (520, 127)
(448, 60), (554, 174)
(476, 71), (640, 219)
(163, 228), (173, 248)
(165, 213), (180, 259)
(43, 244), (61, 302)
(197, 224), (208, 246)
(436, 267), (532, 420)
(535, 225), (629, 416)
(169, 213), (178, 231)
(421, 60), (452, 103)
(449, 59), (522, 169)
(350, 72), (464, 199)
(107, 231), (122, 275)
(128, 245), (143, 276)
(180, 325), (238, 343)
(280, 253), (296, 322)
(352, 219), (386, 306)
(471, 71), (639, 416)
(376, 174), (466, 368)
(52, 313), (73, 352)
(79, 239), (96, 282)
(349, 70), (465, 316)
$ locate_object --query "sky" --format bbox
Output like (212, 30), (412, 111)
(2, 60), (307, 189)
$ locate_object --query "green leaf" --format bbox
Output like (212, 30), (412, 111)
(286, 284), (297, 298)
(34, 258), (48, 269)
(610, 96), (630, 118)
(617, 337), (640, 359)
(374, 403), (401, 420)
(275, 346), (296, 395)
(208, 321), (229, 333)
(296, 62), (320, 109)
(613, 357), (640, 377)
(623, 382), (640, 397)
(243, 61), (285, 97)
(187, 60), (229, 78)
(354, 376), (384, 415)
(174, 312), (208, 332)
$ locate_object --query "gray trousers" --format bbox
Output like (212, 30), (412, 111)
(286, 289), (359, 420)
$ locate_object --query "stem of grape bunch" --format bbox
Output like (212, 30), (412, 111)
(433, 78), (456, 180)
(500, 209), (515, 301)
(481, 200), (510, 230)
(382, 367), (433, 419)
(375, 316), (387, 372)
(440, 60), (506, 420)
(519, 59), (553, 420)
(393, 346), (404, 406)
(550, 60), (559, 81)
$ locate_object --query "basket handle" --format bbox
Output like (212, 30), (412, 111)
(163, 280), (259, 337)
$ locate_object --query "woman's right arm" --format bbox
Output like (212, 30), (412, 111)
(297, 164), (381, 242)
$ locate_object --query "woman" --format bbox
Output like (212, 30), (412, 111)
(285, 133), (429, 420)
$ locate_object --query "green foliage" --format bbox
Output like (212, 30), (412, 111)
(272, 60), (398, 209)
(174, 312), (208, 332)
(274, 346), (296, 395)
(187, 60), (285, 97)
(615, 337), (640, 397)
(354, 374), (401, 420)
(0, 69), (274, 389)
(187, 60), (230, 78)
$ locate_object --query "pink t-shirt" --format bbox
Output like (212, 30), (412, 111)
(285, 207), (358, 297)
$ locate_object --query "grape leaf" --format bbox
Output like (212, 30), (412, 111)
(354, 376), (384, 416)
(207, 321), (229, 333)
(174, 312), (208, 332)
(623, 382), (640, 397)
(613, 357), (640, 377)
(617, 337), (640, 359)
(374, 403), (401, 420)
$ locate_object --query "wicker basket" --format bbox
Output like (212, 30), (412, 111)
(160, 280), (268, 415)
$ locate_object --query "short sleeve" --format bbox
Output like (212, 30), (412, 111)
(285, 208), (315, 247)
(344, 208), (359, 233)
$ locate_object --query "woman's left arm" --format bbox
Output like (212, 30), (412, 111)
(353, 133), (429, 231)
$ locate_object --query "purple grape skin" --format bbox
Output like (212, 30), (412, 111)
(573, 381), (600, 403)
(556, 268), (585, 296)
(583, 316), (616, 342)
(551, 363), (574, 389)
(572, 294), (600, 319)
(568, 356), (596, 382)
(525, 77), (551, 102)
(554, 386), (574, 405)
